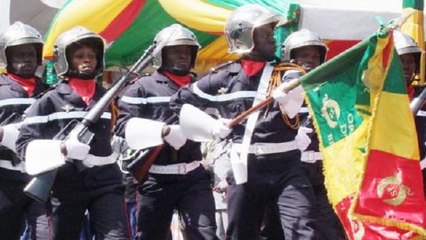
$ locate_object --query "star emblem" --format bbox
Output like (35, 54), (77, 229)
(61, 104), (75, 112)
(217, 87), (228, 95)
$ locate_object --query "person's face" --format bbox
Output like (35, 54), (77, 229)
(162, 45), (193, 73)
(69, 45), (98, 75)
(399, 53), (416, 86)
(292, 46), (321, 73)
(248, 23), (277, 61)
(7, 44), (38, 78)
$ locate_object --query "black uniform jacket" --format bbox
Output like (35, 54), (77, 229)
(115, 71), (202, 165)
(0, 74), (47, 182)
(170, 61), (300, 161)
(16, 81), (122, 188)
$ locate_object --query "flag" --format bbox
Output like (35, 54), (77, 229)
(401, 0), (425, 85)
(300, 30), (426, 239)
(42, 0), (292, 72)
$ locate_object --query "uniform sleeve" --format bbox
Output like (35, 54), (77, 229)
(114, 81), (146, 137)
(170, 71), (226, 115)
(15, 94), (57, 161)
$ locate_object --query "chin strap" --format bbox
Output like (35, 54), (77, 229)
(66, 70), (99, 80)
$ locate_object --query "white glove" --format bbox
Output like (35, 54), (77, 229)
(0, 123), (21, 152)
(272, 82), (288, 104)
(295, 127), (313, 151)
(211, 118), (232, 139)
(273, 83), (304, 118)
(164, 125), (187, 150)
(63, 136), (90, 160)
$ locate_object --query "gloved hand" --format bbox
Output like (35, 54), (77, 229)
(272, 82), (288, 104)
(164, 125), (187, 150)
(63, 136), (90, 160)
(273, 83), (304, 118)
(0, 123), (21, 152)
(295, 127), (313, 151)
(211, 118), (232, 139)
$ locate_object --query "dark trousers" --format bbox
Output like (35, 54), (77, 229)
(302, 162), (346, 240)
(50, 183), (130, 240)
(0, 178), (50, 240)
(136, 167), (218, 240)
(226, 157), (317, 240)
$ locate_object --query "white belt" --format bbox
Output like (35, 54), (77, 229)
(301, 151), (322, 163)
(0, 159), (26, 173)
(82, 153), (118, 168)
(232, 141), (297, 155)
(149, 161), (200, 175)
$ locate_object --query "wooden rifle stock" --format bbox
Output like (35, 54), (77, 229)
(126, 116), (175, 182)
(126, 145), (164, 182)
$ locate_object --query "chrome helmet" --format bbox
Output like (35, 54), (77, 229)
(282, 29), (328, 63)
(152, 24), (200, 68)
(394, 30), (422, 74)
(53, 26), (105, 78)
(0, 22), (43, 67)
(224, 4), (281, 54)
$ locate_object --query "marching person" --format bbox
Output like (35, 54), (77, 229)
(115, 23), (218, 240)
(0, 22), (50, 240)
(281, 29), (346, 240)
(170, 4), (318, 240)
(393, 30), (426, 196)
(16, 26), (130, 240)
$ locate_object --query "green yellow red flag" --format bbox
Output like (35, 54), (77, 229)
(300, 30), (426, 239)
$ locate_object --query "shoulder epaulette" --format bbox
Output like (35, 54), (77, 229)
(273, 62), (305, 73)
(210, 61), (236, 73)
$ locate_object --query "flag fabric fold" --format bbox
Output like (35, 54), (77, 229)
(300, 30), (426, 239)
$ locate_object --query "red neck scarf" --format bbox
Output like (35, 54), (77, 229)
(241, 59), (266, 77)
(9, 73), (36, 96)
(68, 78), (96, 105)
(407, 85), (415, 101)
(163, 71), (190, 87)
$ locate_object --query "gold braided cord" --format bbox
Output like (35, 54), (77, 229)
(265, 63), (305, 129)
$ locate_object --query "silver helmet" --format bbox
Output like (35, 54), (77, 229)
(394, 30), (422, 74)
(53, 26), (105, 77)
(0, 22), (43, 67)
(224, 4), (281, 54)
(282, 29), (328, 63)
(152, 24), (200, 68)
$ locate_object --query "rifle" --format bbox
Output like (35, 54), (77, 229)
(24, 43), (159, 203)
(410, 87), (426, 114)
(126, 146), (164, 182)
(125, 115), (176, 182)
(0, 112), (21, 126)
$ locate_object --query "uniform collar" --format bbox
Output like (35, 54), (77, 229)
(0, 73), (43, 96)
(56, 81), (105, 108)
